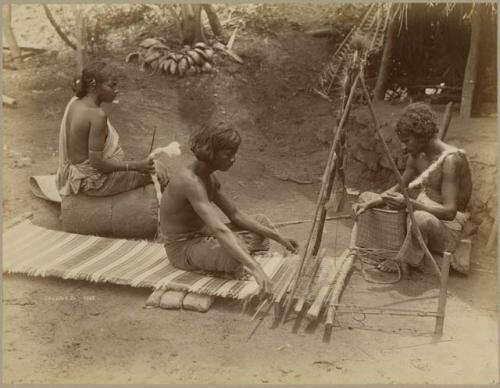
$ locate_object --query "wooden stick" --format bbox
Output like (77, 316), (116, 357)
(293, 249), (327, 315)
(334, 303), (439, 315)
(148, 126), (157, 154)
(439, 102), (453, 141)
(325, 253), (355, 328)
(434, 252), (451, 336)
(281, 73), (361, 324)
(226, 27), (238, 50)
(325, 225), (357, 328)
(273, 214), (351, 228)
(251, 299), (270, 321)
(306, 248), (327, 294)
(486, 216), (498, 252)
(306, 249), (348, 322)
(359, 71), (441, 277)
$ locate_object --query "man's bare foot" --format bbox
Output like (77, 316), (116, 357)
(376, 260), (411, 279)
(377, 260), (399, 273)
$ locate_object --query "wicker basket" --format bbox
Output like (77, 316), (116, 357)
(355, 208), (407, 251)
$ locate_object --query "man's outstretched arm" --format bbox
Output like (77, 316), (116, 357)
(181, 176), (273, 293)
(213, 188), (298, 252)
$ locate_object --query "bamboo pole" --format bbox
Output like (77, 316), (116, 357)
(324, 223), (357, 328)
(273, 214), (351, 228)
(306, 249), (349, 322)
(460, 6), (481, 118)
(325, 253), (355, 328)
(293, 248), (327, 315)
(358, 71), (441, 277)
(434, 252), (451, 336)
(281, 73), (361, 324)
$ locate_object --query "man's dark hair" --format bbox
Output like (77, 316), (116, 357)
(396, 102), (438, 139)
(190, 123), (241, 162)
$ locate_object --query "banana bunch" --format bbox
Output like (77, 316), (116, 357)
(126, 38), (215, 77)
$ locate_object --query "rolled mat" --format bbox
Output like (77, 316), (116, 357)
(61, 184), (158, 240)
(30, 175), (62, 203)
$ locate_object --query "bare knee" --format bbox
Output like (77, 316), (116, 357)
(411, 211), (437, 235)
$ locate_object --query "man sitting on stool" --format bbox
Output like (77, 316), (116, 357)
(353, 102), (472, 278)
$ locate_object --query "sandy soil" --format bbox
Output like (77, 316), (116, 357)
(2, 4), (498, 384)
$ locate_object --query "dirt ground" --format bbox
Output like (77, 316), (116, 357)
(2, 4), (498, 384)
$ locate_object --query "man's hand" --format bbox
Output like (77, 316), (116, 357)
(253, 267), (273, 296)
(381, 192), (406, 209)
(352, 202), (370, 219)
(279, 237), (299, 253)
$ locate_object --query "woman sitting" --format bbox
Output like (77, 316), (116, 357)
(56, 61), (155, 197)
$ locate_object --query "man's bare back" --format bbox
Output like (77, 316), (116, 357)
(160, 165), (220, 237)
(408, 144), (472, 212)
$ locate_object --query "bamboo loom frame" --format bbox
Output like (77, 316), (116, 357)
(336, 67), (452, 336)
(285, 63), (453, 336)
(250, 29), (454, 338)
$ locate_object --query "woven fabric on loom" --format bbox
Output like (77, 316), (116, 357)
(3, 221), (294, 300)
(355, 208), (406, 251)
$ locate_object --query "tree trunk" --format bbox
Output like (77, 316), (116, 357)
(42, 4), (76, 50)
(202, 4), (223, 39)
(460, 6), (481, 118)
(374, 14), (396, 101)
(73, 5), (85, 74)
(181, 4), (205, 45)
(3, 4), (23, 69)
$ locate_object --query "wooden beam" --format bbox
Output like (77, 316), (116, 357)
(374, 9), (396, 101)
(306, 249), (348, 322)
(460, 6), (481, 118)
(434, 252), (451, 336)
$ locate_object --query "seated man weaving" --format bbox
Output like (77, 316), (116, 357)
(160, 123), (298, 293)
(353, 102), (472, 277)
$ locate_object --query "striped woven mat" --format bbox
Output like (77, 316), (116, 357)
(3, 221), (294, 300)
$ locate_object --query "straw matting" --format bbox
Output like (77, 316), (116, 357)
(3, 221), (293, 300)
